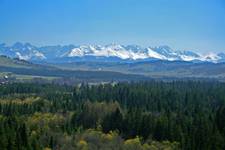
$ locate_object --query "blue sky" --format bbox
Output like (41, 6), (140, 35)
(0, 0), (225, 52)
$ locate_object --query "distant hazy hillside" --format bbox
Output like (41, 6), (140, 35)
(0, 55), (34, 68)
(0, 55), (151, 82)
(52, 60), (225, 79)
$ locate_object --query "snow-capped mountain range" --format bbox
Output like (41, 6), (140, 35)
(0, 42), (225, 63)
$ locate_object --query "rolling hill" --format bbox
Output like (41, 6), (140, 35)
(0, 55), (151, 83)
(50, 60), (225, 80)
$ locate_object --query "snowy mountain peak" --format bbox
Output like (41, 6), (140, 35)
(0, 42), (46, 60)
(0, 42), (224, 63)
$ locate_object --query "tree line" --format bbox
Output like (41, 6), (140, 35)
(0, 81), (225, 149)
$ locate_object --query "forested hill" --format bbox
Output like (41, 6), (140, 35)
(0, 81), (225, 150)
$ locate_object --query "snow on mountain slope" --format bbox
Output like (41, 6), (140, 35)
(0, 42), (46, 61)
(64, 44), (225, 63)
(200, 53), (222, 63)
(66, 44), (147, 59)
(0, 42), (224, 63)
(145, 48), (167, 60)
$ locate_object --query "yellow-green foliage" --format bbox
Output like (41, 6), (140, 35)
(27, 112), (66, 133)
(124, 136), (143, 150)
(0, 114), (4, 121)
(146, 141), (180, 150)
(74, 129), (123, 150)
(74, 129), (179, 150)
(77, 140), (88, 150)
(0, 97), (48, 105)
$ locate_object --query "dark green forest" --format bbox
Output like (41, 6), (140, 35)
(0, 81), (225, 150)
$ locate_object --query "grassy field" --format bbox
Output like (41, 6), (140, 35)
(14, 74), (59, 80)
